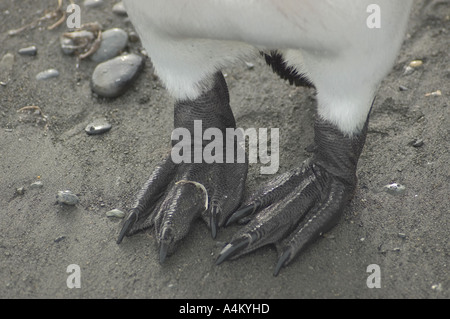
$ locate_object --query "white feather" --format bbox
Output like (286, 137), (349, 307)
(123, 0), (413, 135)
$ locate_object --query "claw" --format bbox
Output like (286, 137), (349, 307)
(225, 201), (260, 227)
(159, 228), (173, 263)
(216, 237), (250, 265)
(274, 250), (291, 276)
(210, 206), (219, 239)
(117, 210), (138, 244)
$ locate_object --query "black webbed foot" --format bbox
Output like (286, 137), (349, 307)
(117, 72), (248, 262)
(217, 115), (369, 276)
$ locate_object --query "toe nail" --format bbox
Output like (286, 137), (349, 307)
(216, 237), (250, 265)
(225, 204), (254, 227)
(117, 211), (137, 244)
(274, 250), (291, 277)
(210, 207), (219, 239)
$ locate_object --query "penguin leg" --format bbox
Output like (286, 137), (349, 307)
(217, 113), (369, 276)
(117, 72), (248, 262)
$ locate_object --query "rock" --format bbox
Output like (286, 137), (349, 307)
(85, 118), (112, 135)
(56, 190), (79, 205)
(90, 28), (128, 63)
(36, 69), (59, 81)
(18, 45), (37, 56)
(84, 0), (104, 8)
(0, 53), (15, 85)
(91, 53), (144, 98)
(30, 181), (43, 189)
(383, 183), (406, 195)
(112, 2), (127, 16)
(106, 209), (125, 218)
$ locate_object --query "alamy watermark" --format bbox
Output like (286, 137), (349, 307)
(171, 120), (279, 175)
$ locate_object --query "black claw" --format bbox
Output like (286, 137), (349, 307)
(274, 250), (291, 277)
(210, 207), (219, 239)
(216, 237), (250, 265)
(117, 211), (138, 244)
(225, 202), (258, 227)
(159, 242), (168, 264)
(159, 228), (173, 264)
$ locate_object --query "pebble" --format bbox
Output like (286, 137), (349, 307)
(383, 183), (406, 195)
(410, 138), (424, 148)
(85, 118), (112, 135)
(15, 187), (25, 195)
(91, 53), (144, 98)
(106, 209), (125, 218)
(36, 69), (59, 81)
(54, 236), (66, 243)
(84, 0), (104, 8)
(56, 190), (79, 205)
(90, 28), (128, 63)
(18, 45), (37, 56)
(112, 2), (127, 16)
(409, 60), (423, 68)
(0, 52), (15, 85)
(29, 181), (43, 189)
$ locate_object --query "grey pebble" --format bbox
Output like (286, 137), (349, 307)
(18, 45), (37, 56)
(90, 28), (128, 63)
(84, 0), (104, 8)
(106, 209), (125, 218)
(85, 118), (112, 135)
(54, 236), (66, 243)
(0, 53), (15, 85)
(410, 139), (424, 148)
(36, 69), (59, 81)
(91, 53), (144, 98)
(56, 190), (79, 205)
(15, 187), (25, 195)
(383, 183), (406, 195)
(29, 181), (43, 189)
(112, 2), (127, 16)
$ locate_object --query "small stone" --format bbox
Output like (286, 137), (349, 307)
(383, 183), (406, 195)
(398, 233), (407, 239)
(84, 0), (104, 8)
(15, 187), (25, 195)
(245, 61), (255, 69)
(106, 209), (125, 218)
(18, 45), (37, 56)
(29, 181), (43, 189)
(36, 69), (59, 81)
(409, 60), (423, 68)
(54, 236), (66, 243)
(410, 139), (424, 148)
(399, 85), (409, 91)
(85, 118), (112, 135)
(0, 53), (15, 84)
(56, 190), (79, 205)
(112, 2), (127, 16)
(90, 28), (129, 63)
(128, 31), (139, 43)
(403, 66), (415, 75)
(91, 53), (144, 98)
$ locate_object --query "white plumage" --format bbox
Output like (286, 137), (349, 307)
(123, 0), (413, 135)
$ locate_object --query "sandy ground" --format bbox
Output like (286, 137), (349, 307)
(0, 0), (448, 299)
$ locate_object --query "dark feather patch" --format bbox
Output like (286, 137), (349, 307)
(262, 50), (314, 89)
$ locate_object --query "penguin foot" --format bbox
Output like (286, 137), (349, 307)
(217, 116), (369, 276)
(117, 156), (247, 262)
